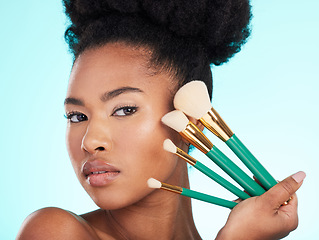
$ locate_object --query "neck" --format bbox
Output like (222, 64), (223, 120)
(105, 163), (201, 240)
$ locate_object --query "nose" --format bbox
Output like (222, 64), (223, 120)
(81, 120), (111, 154)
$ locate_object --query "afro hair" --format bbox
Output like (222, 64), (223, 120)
(63, 0), (252, 98)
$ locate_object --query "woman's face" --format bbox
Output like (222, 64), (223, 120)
(65, 43), (185, 209)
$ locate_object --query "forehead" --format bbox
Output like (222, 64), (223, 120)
(67, 43), (176, 97)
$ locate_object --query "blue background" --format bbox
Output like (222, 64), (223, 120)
(1, 1), (318, 239)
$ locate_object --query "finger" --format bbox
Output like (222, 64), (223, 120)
(262, 171), (305, 208)
(232, 198), (243, 203)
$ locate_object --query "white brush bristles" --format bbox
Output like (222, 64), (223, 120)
(174, 80), (212, 119)
(147, 178), (162, 189)
(161, 110), (189, 132)
(163, 139), (177, 154)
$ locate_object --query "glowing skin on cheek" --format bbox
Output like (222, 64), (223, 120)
(64, 43), (185, 210)
(105, 94), (180, 206)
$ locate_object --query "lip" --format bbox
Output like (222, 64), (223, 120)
(82, 159), (120, 187)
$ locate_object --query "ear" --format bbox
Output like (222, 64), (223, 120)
(187, 116), (205, 131)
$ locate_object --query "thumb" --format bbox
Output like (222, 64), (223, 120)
(262, 171), (306, 208)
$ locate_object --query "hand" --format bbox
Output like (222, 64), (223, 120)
(216, 171), (306, 240)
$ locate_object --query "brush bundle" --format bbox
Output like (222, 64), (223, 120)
(148, 81), (277, 209)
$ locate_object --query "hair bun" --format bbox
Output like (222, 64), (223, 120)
(64, 0), (251, 65)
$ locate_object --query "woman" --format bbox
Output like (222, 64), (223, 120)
(17, 0), (305, 239)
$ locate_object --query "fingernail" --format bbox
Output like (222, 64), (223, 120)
(292, 171), (306, 183)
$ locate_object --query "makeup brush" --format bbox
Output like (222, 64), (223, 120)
(147, 178), (237, 209)
(161, 110), (265, 196)
(163, 139), (250, 200)
(173, 80), (277, 190)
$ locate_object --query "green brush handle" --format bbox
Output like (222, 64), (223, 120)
(226, 134), (277, 190)
(194, 161), (250, 200)
(181, 188), (237, 209)
(207, 146), (266, 196)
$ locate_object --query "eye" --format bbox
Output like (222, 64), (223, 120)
(65, 111), (88, 123)
(112, 106), (138, 116)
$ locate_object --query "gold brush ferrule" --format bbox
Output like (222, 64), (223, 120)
(200, 107), (234, 142)
(180, 122), (213, 154)
(161, 182), (183, 194)
(176, 148), (197, 166)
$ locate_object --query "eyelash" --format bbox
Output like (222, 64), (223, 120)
(64, 105), (138, 123)
(64, 111), (88, 123)
(112, 105), (138, 117)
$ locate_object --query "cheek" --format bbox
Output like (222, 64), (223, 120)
(114, 114), (171, 156)
(114, 115), (181, 180)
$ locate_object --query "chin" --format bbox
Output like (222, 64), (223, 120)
(87, 187), (152, 210)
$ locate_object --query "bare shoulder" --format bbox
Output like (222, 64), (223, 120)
(16, 207), (100, 240)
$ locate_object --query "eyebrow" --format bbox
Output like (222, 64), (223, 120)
(64, 86), (143, 106)
(64, 97), (84, 106)
(100, 87), (143, 102)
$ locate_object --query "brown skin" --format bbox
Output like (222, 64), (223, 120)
(17, 43), (304, 240)
(216, 173), (304, 240)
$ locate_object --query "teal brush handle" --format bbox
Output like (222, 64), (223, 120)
(194, 161), (250, 200)
(226, 134), (277, 190)
(207, 146), (265, 196)
(181, 188), (237, 209)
